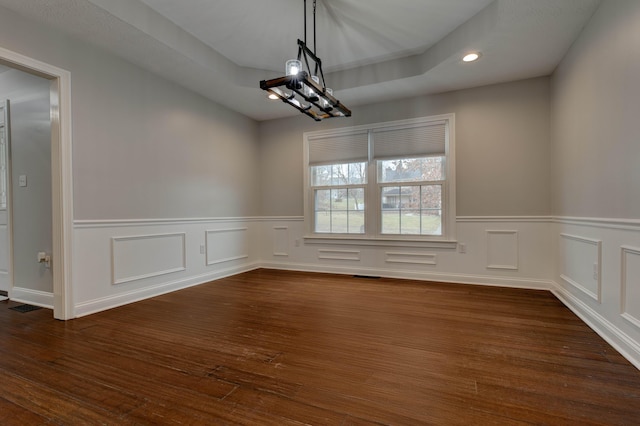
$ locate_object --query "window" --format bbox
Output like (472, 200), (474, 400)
(305, 114), (456, 246)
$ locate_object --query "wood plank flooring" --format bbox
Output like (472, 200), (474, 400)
(1, 269), (639, 425)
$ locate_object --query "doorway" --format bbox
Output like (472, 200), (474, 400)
(0, 47), (73, 320)
(0, 67), (54, 309)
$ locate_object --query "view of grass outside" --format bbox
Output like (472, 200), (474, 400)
(311, 157), (444, 235)
(314, 198), (442, 235)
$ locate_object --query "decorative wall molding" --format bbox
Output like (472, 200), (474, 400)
(458, 216), (553, 223)
(559, 233), (602, 302)
(486, 230), (519, 270)
(205, 227), (249, 266)
(74, 216), (303, 228)
(554, 216), (640, 231)
(621, 246), (640, 329)
(69, 215), (640, 372)
(317, 249), (361, 261)
(111, 233), (186, 285)
(273, 226), (289, 257)
(304, 235), (457, 249)
(385, 251), (437, 265)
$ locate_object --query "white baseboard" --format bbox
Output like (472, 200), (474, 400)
(260, 261), (553, 290)
(74, 261), (261, 317)
(11, 287), (54, 309)
(551, 282), (640, 370)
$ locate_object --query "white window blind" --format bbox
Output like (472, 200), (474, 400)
(308, 131), (369, 165)
(372, 122), (446, 159)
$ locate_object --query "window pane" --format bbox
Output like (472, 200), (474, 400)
(330, 210), (349, 233)
(331, 189), (347, 210)
(348, 163), (367, 185)
(348, 188), (365, 234)
(378, 157), (444, 183)
(381, 209), (400, 234)
(421, 211), (442, 235)
(315, 187), (366, 234)
(401, 210), (421, 234)
(311, 162), (367, 187)
(311, 165), (332, 186)
(348, 211), (365, 234)
(421, 185), (442, 209)
(382, 186), (401, 209)
(315, 189), (331, 211)
(381, 184), (443, 235)
(421, 185), (442, 235)
(347, 188), (364, 211)
(314, 189), (331, 233)
(315, 211), (331, 233)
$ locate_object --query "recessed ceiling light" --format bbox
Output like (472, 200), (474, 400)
(463, 52), (480, 62)
(268, 93), (279, 100)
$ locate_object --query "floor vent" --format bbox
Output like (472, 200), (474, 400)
(353, 275), (381, 279)
(10, 304), (42, 313)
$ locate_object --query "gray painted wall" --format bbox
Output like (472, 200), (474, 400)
(0, 5), (260, 221)
(551, 0), (640, 219)
(258, 77), (551, 217)
(0, 68), (53, 293)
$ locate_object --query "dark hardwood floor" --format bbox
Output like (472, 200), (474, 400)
(1, 269), (639, 425)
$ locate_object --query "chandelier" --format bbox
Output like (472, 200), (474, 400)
(260, 0), (351, 121)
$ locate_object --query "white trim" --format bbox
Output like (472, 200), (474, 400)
(552, 282), (640, 371)
(317, 249), (361, 261)
(486, 230), (519, 270)
(74, 216), (302, 228)
(111, 232), (187, 285)
(273, 226), (290, 257)
(11, 287), (54, 309)
(261, 260), (552, 290)
(207, 255), (249, 266)
(204, 227), (249, 266)
(458, 216), (552, 223)
(75, 262), (260, 318)
(559, 233), (602, 302)
(303, 113), (456, 242)
(621, 245), (640, 329)
(385, 251), (437, 266)
(554, 216), (640, 231)
(0, 46), (74, 320)
(304, 235), (457, 249)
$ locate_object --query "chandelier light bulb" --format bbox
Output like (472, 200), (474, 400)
(286, 59), (302, 76)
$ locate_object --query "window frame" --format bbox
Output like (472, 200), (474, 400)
(303, 114), (456, 248)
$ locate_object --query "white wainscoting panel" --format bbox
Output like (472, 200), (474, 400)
(206, 227), (249, 266)
(112, 233), (186, 285)
(486, 230), (519, 270)
(559, 233), (601, 302)
(553, 218), (640, 371)
(259, 217), (552, 289)
(386, 251), (437, 266)
(318, 249), (361, 261)
(74, 218), (261, 317)
(273, 226), (289, 257)
(0, 223), (8, 290)
(621, 246), (640, 329)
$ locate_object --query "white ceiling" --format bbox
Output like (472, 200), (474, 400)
(0, 0), (601, 121)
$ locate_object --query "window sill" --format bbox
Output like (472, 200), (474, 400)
(303, 235), (457, 249)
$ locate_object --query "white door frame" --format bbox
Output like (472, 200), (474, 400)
(0, 47), (73, 320)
